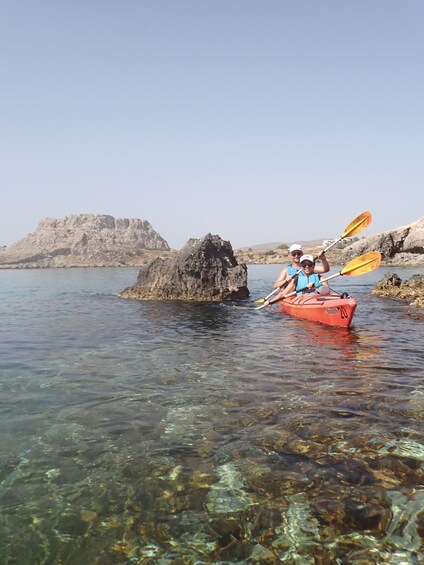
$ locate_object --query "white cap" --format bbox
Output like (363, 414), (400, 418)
(289, 243), (302, 253)
(300, 254), (314, 264)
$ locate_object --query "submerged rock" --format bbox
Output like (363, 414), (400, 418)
(206, 463), (253, 514)
(372, 273), (424, 308)
(120, 233), (249, 301)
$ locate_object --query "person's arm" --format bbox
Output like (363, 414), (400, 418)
(309, 274), (329, 290)
(265, 279), (297, 306)
(314, 251), (330, 274)
(273, 267), (288, 288)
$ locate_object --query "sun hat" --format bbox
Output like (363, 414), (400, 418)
(300, 254), (314, 264)
(289, 243), (302, 253)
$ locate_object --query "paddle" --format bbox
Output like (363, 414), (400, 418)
(253, 211), (372, 305)
(255, 251), (382, 310)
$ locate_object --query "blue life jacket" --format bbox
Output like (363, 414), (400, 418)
(287, 264), (299, 277)
(296, 272), (321, 295)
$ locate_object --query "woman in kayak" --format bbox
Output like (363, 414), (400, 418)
(263, 254), (329, 306)
(294, 254), (329, 295)
(273, 245), (330, 290)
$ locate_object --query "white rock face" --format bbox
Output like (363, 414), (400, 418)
(0, 214), (170, 268)
(341, 216), (424, 266)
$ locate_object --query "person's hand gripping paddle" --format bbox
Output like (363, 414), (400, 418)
(255, 251), (382, 310)
(253, 211), (372, 305)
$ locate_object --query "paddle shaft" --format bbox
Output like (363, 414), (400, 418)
(283, 271), (341, 300)
(253, 211), (372, 305)
(255, 251), (382, 309)
(255, 271), (342, 309)
(256, 238), (334, 303)
(313, 211), (372, 255)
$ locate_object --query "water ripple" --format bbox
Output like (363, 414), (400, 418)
(0, 266), (423, 563)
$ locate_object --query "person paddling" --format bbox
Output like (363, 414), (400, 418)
(293, 254), (329, 295)
(264, 253), (329, 306)
(273, 244), (303, 289)
(274, 245), (329, 289)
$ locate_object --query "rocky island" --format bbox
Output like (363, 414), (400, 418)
(0, 214), (171, 268)
(2, 213), (422, 270)
(120, 234), (249, 301)
(1, 212), (423, 307)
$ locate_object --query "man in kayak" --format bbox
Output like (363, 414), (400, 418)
(264, 252), (330, 306)
(272, 243), (303, 290)
(273, 245), (330, 291)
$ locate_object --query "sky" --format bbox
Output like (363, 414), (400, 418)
(1, 1), (423, 250)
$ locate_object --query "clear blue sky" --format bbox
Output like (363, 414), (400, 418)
(1, 1), (423, 249)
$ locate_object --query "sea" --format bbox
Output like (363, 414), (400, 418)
(0, 264), (423, 564)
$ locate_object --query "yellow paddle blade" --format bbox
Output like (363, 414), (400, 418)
(340, 251), (382, 276)
(254, 211), (372, 305)
(341, 211), (372, 238)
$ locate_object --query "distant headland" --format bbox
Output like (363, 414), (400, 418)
(0, 213), (423, 269)
(0, 214), (171, 268)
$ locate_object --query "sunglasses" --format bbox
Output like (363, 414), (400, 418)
(291, 251), (302, 256)
(301, 261), (314, 268)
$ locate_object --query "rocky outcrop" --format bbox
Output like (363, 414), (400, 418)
(341, 217), (424, 266)
(0, 214), (170, 268)
(120, 234), (249, 301)
(372, 273), (424, 309)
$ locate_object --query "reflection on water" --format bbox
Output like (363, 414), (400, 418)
(0, 266), (423, 563)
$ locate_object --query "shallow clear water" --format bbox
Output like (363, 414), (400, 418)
(0, 265), (423, 564)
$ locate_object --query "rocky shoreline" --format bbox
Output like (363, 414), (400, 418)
(1, 213), (423, 308)
(372, 273), (424, 311)
(2, 246), (423, 269)
(1, 214), (423, 270)
(235, 245), (344, 267)
(235, 246), (424, 268)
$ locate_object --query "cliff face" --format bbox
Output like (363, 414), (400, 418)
(0, 214), (171, 268)
(340, 217), (424, 266)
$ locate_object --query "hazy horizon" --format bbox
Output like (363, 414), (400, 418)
(2, 211), (420, 252)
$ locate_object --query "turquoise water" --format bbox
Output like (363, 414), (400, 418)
(0, 265), (423, 564)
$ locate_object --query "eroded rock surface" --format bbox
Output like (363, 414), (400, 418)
(0, 214), (170, 268)
(120, 234), (249, 301)
(372, 273), (424, 309)
(341, 217), (424, 266)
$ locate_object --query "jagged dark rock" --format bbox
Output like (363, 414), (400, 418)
(340, 217), (424, 266)
(120, 234), (249, 301)
(372, 272), (424, 309)
(0, 214), (170, 268)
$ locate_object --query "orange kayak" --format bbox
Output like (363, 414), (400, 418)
(278, 292), (357, 328)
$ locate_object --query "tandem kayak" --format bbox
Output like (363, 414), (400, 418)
(278, 292), (357, 328)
